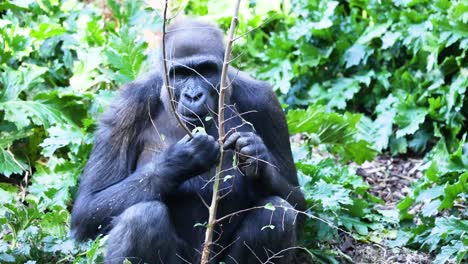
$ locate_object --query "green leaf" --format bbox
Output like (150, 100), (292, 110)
(421, 199), (441, 217)
(327, 78), (361, 110)
(0, 183), (18, 204)
(340, 215), (369, 236)
(104, 27), (148, 84)
(433, 241), (465, 264)
(0, 101), (67, 129)
(0, 64), (48, 101)
(357, 22), (391, 44)
(0, 148), (26, 177)
(381, 31), (401, 49)
(309, 180), (353, 211)
(416, 185), (445, 203)
(40, 124), (85, 157)
(30, 23), (66, 40)
(440, 172), (468, 209)
(344, 44), (369, 68)
(394, 103), (428, 138)
(69, 48), (107, 91)
(264, 203), (276, 211)
(261, 225), (275, 231)
(287, 105), (376, 163)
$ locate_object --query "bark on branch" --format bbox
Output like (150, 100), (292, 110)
(200, 1), (242, 263)
(161, 0), (193, 137)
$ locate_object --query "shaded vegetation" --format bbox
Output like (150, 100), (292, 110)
(0, 0), (466, 263)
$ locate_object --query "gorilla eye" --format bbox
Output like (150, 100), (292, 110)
(197, 62), (218, 77)
(171, 67), (192, 77)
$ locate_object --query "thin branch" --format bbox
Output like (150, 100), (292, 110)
(161, 0), (193, 137)
(232, 14), (279, 42)
(200, 1), (242, 263)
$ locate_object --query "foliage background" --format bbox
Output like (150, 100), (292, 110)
(0, 0), (466, 263)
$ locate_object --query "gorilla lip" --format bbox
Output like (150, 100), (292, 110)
(179, 111), (203, 125)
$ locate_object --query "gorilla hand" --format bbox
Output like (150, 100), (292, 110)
(223, 132), (269, 179)
(168, 133), (220, 177)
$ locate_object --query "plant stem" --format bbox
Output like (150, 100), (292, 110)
(200, 1), (242, 263)
(161, 0), (193, 138)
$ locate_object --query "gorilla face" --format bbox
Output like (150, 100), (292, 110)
(161, 20), (225, 128)
(170, 55), (222, 127)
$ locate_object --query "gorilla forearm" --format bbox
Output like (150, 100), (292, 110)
(71, 161), (184, 240)
(71, 134), (219, 240)
(261, 164), (306, 210)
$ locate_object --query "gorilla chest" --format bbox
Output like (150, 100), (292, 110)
(167, 163), (251, 245)
(171, 149), (251, 205)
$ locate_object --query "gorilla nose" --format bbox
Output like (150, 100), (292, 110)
(182, 90), (205, 104)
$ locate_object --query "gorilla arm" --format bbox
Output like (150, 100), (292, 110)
(71, 76), (219, 240)
(230, 70), (307, 212)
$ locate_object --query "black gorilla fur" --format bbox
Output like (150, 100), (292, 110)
(71, 19), (306, 264)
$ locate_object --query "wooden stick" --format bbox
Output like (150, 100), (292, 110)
(161, 0), (193, 137)
(200, 1), (242, 263)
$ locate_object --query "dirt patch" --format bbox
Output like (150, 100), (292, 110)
(295, 154), (432, 263)
(355, 155), (423, 209)
(345, 242), (432, 264)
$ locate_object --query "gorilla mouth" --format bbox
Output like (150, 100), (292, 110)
(179, 110), (205, 125)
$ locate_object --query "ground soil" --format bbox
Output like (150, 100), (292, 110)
(296, 154), (433, 264)
(338, 154), (432, 263)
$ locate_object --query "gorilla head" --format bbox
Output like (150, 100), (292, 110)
(160, 19), (226, 127)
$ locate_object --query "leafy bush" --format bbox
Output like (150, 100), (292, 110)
(202, 0), (468, 155)
(0, 0), (158, 262)
(395, 137), (468, 263)
(188, 0), (467, 262)
(0, 0), (466, 263)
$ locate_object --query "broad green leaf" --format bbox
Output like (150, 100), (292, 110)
(344, 44), (369, 68)
(30, 23), (66, 40)
(70, 48), (107, 91)
(104, 27), (148, 84)
(357, 22), (391, 44)
(308, 180), (353, 211)
(440, 172), (468, 209)
(40, 124), (85, 157)
(0, 131), (30, 177)
(0, 183), (18, 204)
(433, 241), (465, 264)
(0, 149), (25, 177)
(0, 100), (67, 129)
(394, 103), (428, 138)
(0, 64), (48, 101)
(340, 215), (369, 236)
(381, 31), (401, 49)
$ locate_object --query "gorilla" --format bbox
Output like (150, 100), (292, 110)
(71, 19), (306, 264)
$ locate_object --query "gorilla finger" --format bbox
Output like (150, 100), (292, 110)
(240, 157), (255, 168)
(235, 136), (256, 152)
(180, 134), (191, 143)
(239, 145), (257, 157)
(192, 133), (209, 145)
(223, 132), (242, 150)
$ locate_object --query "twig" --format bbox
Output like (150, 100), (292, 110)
(161, 0), (193, 137)
(200, 1), (242, 263)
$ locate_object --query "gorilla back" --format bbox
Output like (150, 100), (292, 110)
(71, 19), (306, 264)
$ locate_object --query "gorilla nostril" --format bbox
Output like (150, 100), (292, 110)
(183, 93), (193, 101)
(194, 92), (203, 101)
(183, 91), (204, 102)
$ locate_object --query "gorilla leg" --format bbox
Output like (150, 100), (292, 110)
(223, 196), (298, 264)
(106, 201), (192, 264)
